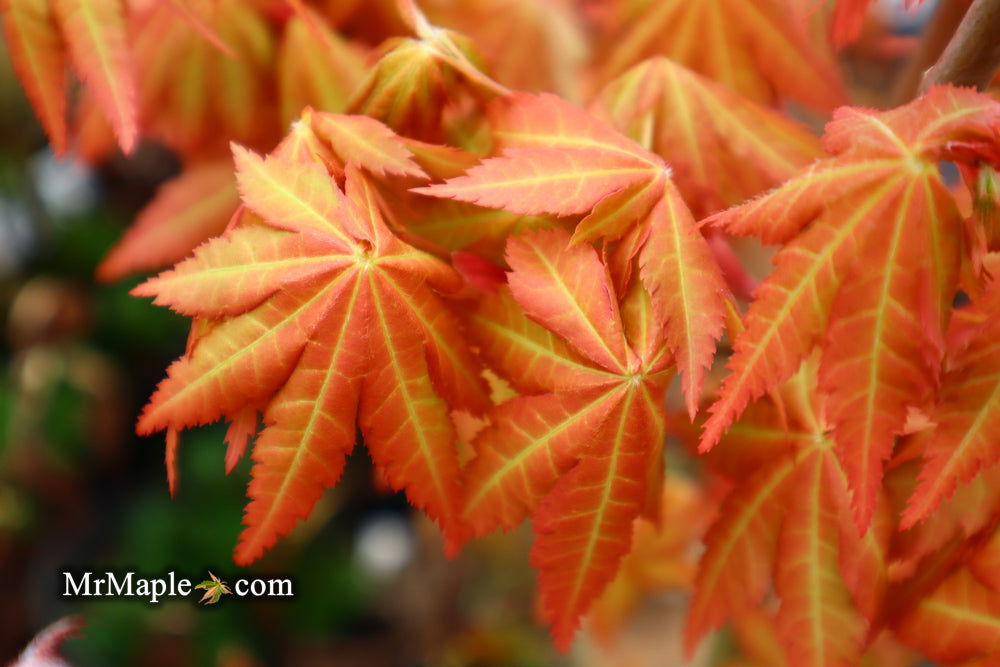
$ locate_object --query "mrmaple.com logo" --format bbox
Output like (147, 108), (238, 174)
(61, 570), (293, 605)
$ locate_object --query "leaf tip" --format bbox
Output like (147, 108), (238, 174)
(116, 122), (138, 156)
(697, 416), (725, 454)
(442, 525), (469, 559)
(409, 184), (443, 198)
(165, 428), (180, 498)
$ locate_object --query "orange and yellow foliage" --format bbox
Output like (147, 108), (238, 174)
(5, 0), (1000, 661)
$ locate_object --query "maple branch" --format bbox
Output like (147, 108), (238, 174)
(922, 0), (1000, 92)
(891, 0), (971, 103)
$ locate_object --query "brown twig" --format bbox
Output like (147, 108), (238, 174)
(922, 0), (1000, 92)
(891, 0), (972, 104)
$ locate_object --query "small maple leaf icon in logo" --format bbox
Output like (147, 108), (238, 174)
(194, 572), (232, 605)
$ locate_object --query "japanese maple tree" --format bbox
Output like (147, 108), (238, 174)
(6, 0), (1000, 663)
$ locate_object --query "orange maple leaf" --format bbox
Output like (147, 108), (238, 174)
(592, 57), (825, 218)
(97, 108), (438, 281)
(683, 361), (888, 666)
(701, 86), (1000, 532)
(591, 0), (845, 111)
(417, 92), (727, 417)
(458, 228), (671, 649)
(134, 137), (489, 565)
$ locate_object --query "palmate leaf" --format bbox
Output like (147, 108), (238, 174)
(194, 571), (232, 605)
(135, 144), (489, 566)
(701, 86), (1000, 531)
(417, 92), (726, 417)
(592, 57), (825, 217)
(591, 0), (845, 111)
(684, 364), (885, 666)
(458, 229), (672, 649)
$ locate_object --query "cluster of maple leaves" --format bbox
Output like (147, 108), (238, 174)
(6, 0), (1000, 663)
